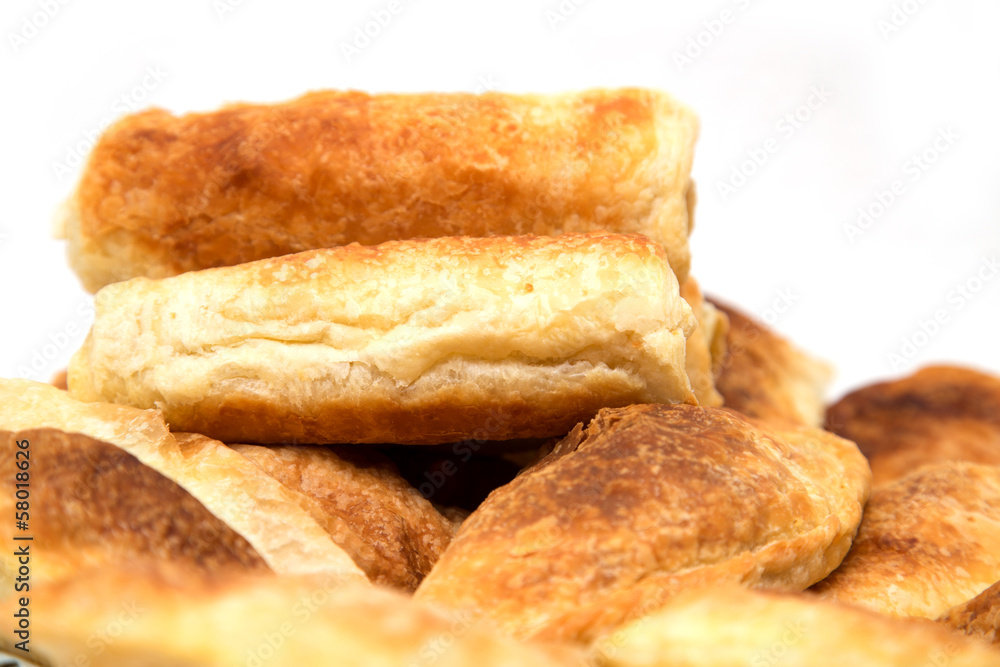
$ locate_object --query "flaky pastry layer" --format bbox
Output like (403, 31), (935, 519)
(0, 379), (365, 579)
(69, 233), (697, 445)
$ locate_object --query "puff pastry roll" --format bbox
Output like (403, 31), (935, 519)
(69, 233), (698, 445)
(61, 88), (698, 291)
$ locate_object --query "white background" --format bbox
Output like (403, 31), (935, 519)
(1, 0), (997, 401)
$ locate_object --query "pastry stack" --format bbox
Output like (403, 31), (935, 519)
(2, 89), (999, 666)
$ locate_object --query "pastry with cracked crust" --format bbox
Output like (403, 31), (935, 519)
(2, 565), (586, 667)
(812, 461), (1000, 619)
(0, 378), (366, 580)
(826, 365), (1000, 486)
(414, 403), (871, 643)
(589, 585), (1000, 667)
(708, 298), (832, 427)
(60, 88), (698, 292)
(231, 444), (454, 591)
(939, 580), (1000, 646)
(68, 233), (698, 445)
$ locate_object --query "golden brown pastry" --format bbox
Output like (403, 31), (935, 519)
(69, 233), (698, 445)
(709, 297), (832, 427)
(61, 88), (698, 292)
(812, 461), (1000, 619)
(826, 365), (1000, 486)
(590, 585), (1000, 667)
(0, 427), (268, 584)
(2, 565), (585, 667)
(415, 404), (871, 643)
(231, 444), (454, 591)
(940, 580), (1000, 646)
(680, 278), (727, 407)
(0, 378), (366, 579)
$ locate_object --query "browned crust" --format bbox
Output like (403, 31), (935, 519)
(415, 404), (870, 642)
(812, 462), (1000, 619)
(940, 580), (1000, 646)
(708, 298), (832, 427)
(229, 444), (454, 592)
(66, 88), (697, 291)
(826, 365), (1000, 486)
(0, 428), (267, 583)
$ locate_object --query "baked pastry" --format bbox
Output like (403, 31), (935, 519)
(3, 565), (585, 667)
(415, 403), (871, 642)
(0, 378), (366, 579)
(940, 580), (1000, 646)
(0, 427), (268, 583)
(590, 585), (1000, 666)
(708, 297), (832, 427)
(230, 444), (454, 591)
(60, 88), (698, 292)
(826, 365), (1000, 486)
(812, 461), (1000, 619)
(68, 233), (698, 445)
(680, 278), (727, 407)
